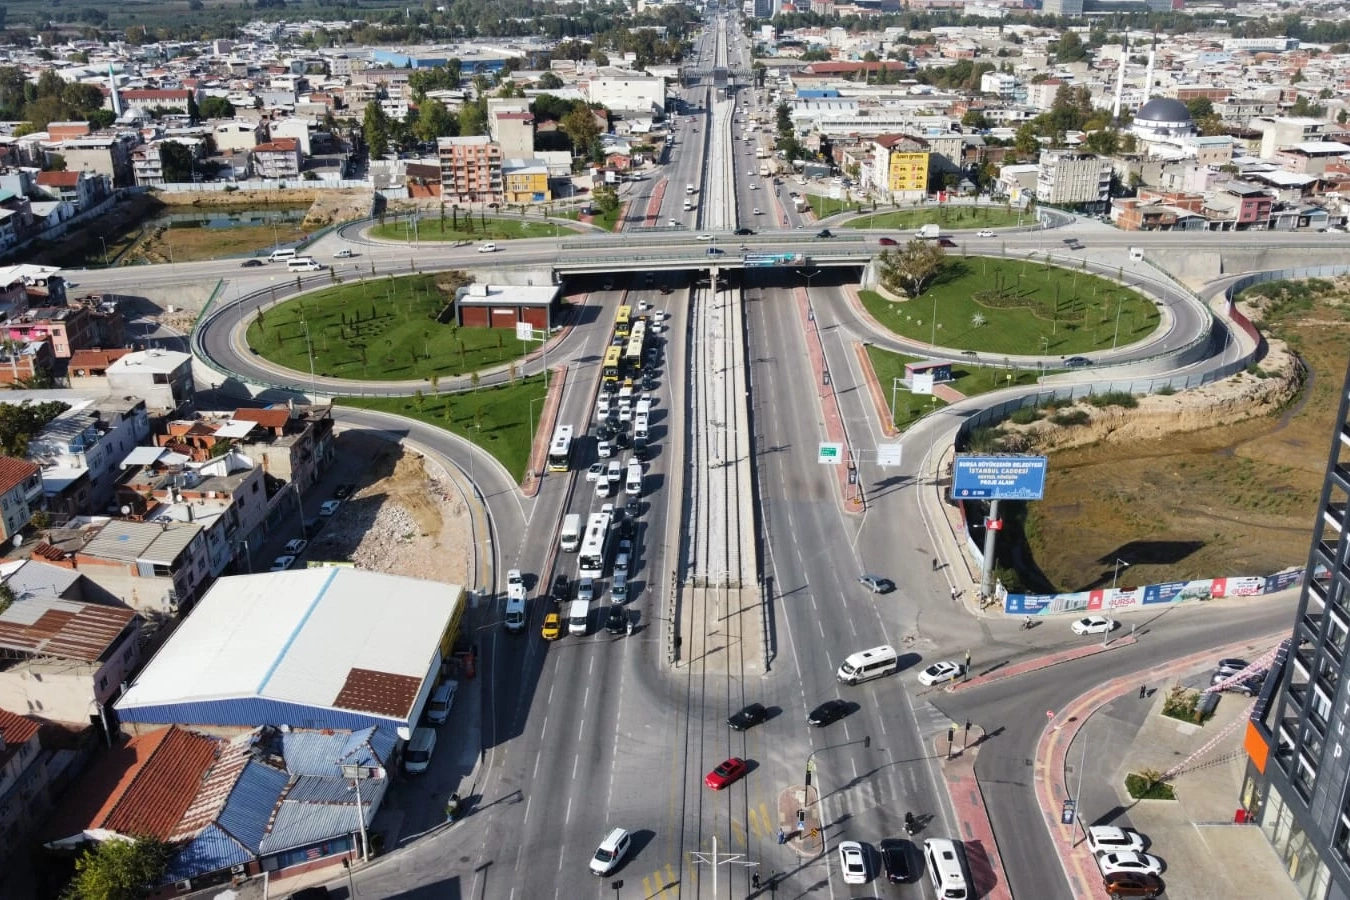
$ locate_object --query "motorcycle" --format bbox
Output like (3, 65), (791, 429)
(904, 813), (916, 836)
(445, 792), (461, 824)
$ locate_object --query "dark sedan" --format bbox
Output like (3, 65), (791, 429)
(807, 699), (849, 727)
(734, 227), (755, 236)
(241, 258), (264, 267)
(727, 703), (768, 731)
(604, 604), (627, 635)
(880, 838), (913, 883)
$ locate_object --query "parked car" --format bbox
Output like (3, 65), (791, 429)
(319, 500), (342, 517)
(333, 483), (355, 500)
(704, 756), (749, 790)
(283, 539), (308, 556)
(1102, 871), (1165, 898)
(1086, 826), (1146, 856)
(1098, 852), (1164, 878)
(726, 703), (768, 731)
(270, 555), (296, 572)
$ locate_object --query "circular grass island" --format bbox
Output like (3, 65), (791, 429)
(244, 272), (537, 382)
(860, 255), (1161, 357)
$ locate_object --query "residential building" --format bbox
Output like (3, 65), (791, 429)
(1240, 355), (1350, 900)
(131, 142), (166, 187)
(250, 137), (302, 180)
(105, 348), (194, 412)
(1278, 142), (1350, 176)
(60, 518), (211, 616)
(27, 398), (150, 517)
(1258, 117), (1333, 161)
(211, 119), (266, 153)
(55, 135), (136, 189)
(1026, 79), (1065, 112)
(979, 71), (1017, 100)
(5, 304), (96, 358)
(35, 171), (111, 210)
(502, 158), (551, 203)
(0, 708), (50, 874)
(1202, 182), (1273, 230)
(269, 118), (315, 156)
(1035, 150), (1112, 206)
(488, 100), (535, 158)
(0, 457), (41, 541)
(0, 559), (141, 724)
(0, 340), (53, 386)
(46, 724), (394, 890)
(868, 135), (930, 202)
(437, 136), (504, 204)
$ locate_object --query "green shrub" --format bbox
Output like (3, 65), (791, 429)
(1161, 685), (1207, 723)
(1049, 409), (1091, 427)
(1087, 390), (1139, 409)
(1155, 384), (1176, 396)
(1009, 406), (1043, 424)
(1125, 769), (1176, 801)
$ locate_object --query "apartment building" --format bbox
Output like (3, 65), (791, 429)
(104, 348), (195, 412)
(438, 136), (504, 204)
(502, 159), (551, 203)
(1035, 150), (1112, 206)
(868, 135), (930, 202)
(28, 398), (152, 516)
(250, 137), (302, 180)
(56, 135), (137, 188)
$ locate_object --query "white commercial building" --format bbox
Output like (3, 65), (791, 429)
(586, 76), (666, 114)
(1036, 150), (1112, 205)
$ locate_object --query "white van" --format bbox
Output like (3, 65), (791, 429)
(560, 513), (582, 553)
(404, 727), (437, 775)
(568, 598), (590, 636)
(635, 398), (652, 419)
(923, 838), (969, 900)
(1129, 247), (1144, 261)
(504, 595), (527, 633)
(287, 257), (322, 272)
(634, 413), (649, 440)
(837, 645), (899, 685)
(424, 681), (458, 725)
(625, 462), (642, 496)
(268, 248), (297, 263)
(590, 827), (632, 875)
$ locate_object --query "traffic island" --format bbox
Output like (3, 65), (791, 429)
(934, 724), (1014, 900)
(775, 784), (824, 858)
(948, 636), (1139, 692)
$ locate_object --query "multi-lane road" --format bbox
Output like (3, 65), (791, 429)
(66, 13), (1314, 899)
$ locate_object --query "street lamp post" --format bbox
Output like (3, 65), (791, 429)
(1111, 558), (1129, 590)
(528, 395), (545, 480)
(236, 540), (252, 575)
(300, 319), (317, 399)
(99, 236), (109, 267)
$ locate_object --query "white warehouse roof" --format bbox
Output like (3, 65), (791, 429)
(117, 568), (462, 733)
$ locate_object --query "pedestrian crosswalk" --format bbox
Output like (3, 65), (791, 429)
(746, 802), (775, 840)
(641, 863), (679, 899)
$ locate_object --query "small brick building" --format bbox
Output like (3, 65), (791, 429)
(454, 283), (561, 331)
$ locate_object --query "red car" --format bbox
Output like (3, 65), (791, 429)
(878, 237), (898, 246)
(704, 757), (748, 790)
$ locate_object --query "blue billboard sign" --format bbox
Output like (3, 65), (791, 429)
(952, 455), (1048, 501)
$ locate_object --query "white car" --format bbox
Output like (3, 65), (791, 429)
(319, 500), (342, 517)
(695, 233), (715, 241)
(597, 440), (613, 459)
(283, 539), (308, 556)
(917, 661), (962, 686)
(478, 242), (498, 253)
(651, 322), (666, 334)
(606, 461), (622, 485)
(1098, 851), (1163, 877)
(668, 219), (679, 227)
(1072, 615), (1117, 635)
(837, 841), (868, 884)
(334, 248), (354, 258)
(586, 463), (606, 483)
(748, 183), (757, 190)
(753, 208), (762, 215)
(976, 229), (995, 237)
(270, 555), (296, 572)
(507, 568), (526, 602)
(1085, 826), (1146, 857)
(640, 392), (655, 406)
(638, 300), (652, 311)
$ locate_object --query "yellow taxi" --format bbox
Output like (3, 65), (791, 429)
(541, 612), (562, 641)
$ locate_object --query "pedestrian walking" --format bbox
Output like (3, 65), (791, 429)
(1139, 684), (1147, 699)
(931, 557), (939, 571)
(752, 872), (761, 889)
(950, 585), (959, 601)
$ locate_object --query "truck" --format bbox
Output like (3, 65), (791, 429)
(917, 224), (941, 239)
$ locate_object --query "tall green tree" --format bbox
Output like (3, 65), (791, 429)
(458, 101), (487, 137)
(67, 836), (174, 900)
(415, 100), (457, 141)
(561, 105), (601, 152)
(198, 96), (234, 119)
(363, 101), (391, 159)
(878, 240), (947, 297)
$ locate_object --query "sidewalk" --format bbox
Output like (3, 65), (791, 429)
(1034, 633), (1295, 900)
(935, 725), (1013, 900)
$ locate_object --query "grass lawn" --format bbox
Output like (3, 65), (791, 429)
(865, 345), (1043, 432)
(806, 194), (858, 219)
(369, 216), (568, 242)
(561, 204), (622, 232)
(860, 257), (1160, 356)
(846, 205), (1030, 231)
(338, 374), (545, 481)
(246, 273), (535, 381)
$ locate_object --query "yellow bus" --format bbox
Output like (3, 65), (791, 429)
(603, 346), (623, 382)
(614, 305), (633, 339)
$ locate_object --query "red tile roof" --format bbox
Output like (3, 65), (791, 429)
(254, 138), (300, 153)
(231, 407), (290, 429)
(46, 726), (219, 843)
(37, 171), (80, 188)
(0, 457), (38, 496)
(69, 348), (133, 373)
(0, 708), (41, 772)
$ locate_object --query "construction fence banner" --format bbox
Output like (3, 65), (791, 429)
(1005, 568), (1306, 616)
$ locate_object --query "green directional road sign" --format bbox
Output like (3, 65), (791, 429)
(818, 442), (843, 465)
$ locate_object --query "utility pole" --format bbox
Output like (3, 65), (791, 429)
(690, 835), (757, 898)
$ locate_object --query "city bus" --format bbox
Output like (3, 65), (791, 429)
(546, 424), (574, 472)
(603, 346), (623, 383)
(614, 305), (633, 339)
(577, 510), (613, 578)
(625, 319), (646, 369)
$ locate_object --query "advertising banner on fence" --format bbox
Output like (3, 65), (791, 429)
(1006, 569), (1306, 616)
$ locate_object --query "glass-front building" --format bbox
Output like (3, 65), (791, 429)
(1244, 355), (1350, 900)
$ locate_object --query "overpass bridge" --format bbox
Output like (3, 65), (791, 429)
(549, 232), (871, 277)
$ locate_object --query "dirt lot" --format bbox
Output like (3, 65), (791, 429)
(306, 432), (471, 587)
(1009, 278), (1349, 592)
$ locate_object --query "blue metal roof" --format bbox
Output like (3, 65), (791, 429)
(282, 727), (389, 776)
(285, 773), (387, 804)
(166, 823), (253, 882)
(219, 760), (290, 852)
(797, 89), (839, 99)
(259, 778), (387, 856)
(115, 696), (408, 738)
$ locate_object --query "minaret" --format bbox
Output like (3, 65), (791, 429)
(108, 65), (122, 118)
(1111, 36), (1128, 123)
(1142, 49), (1155, 105)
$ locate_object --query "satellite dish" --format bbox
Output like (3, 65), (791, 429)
(120, 505), (132, 515)
(12, 534), (23, 547)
